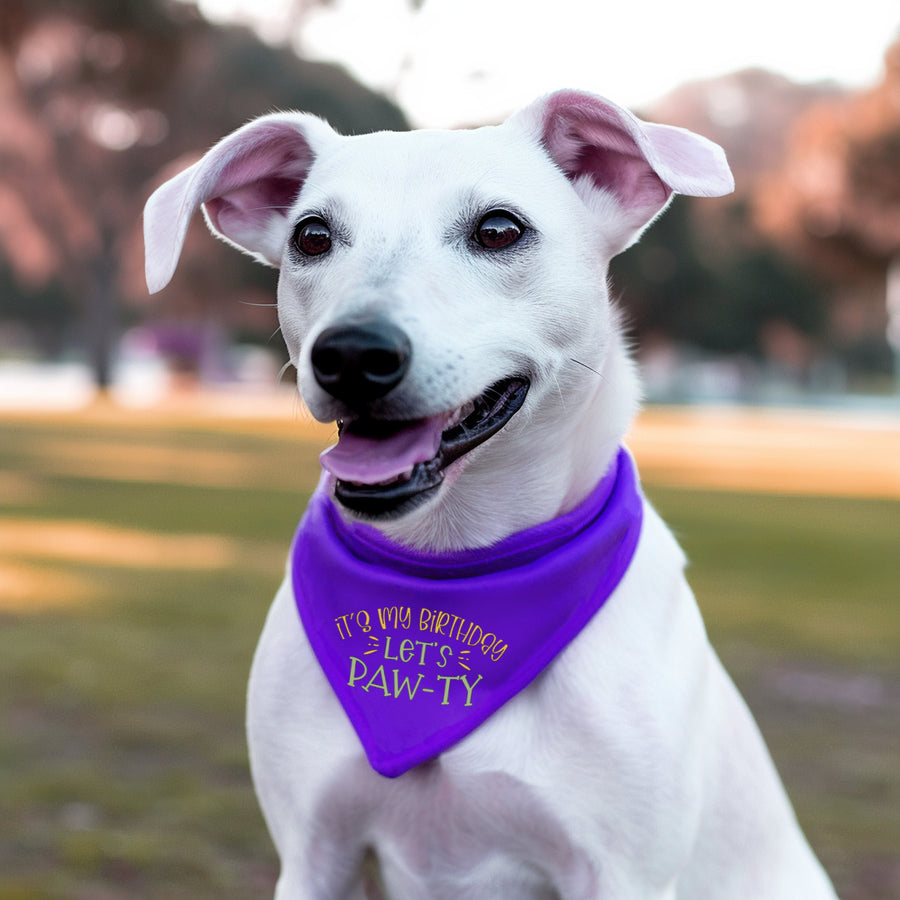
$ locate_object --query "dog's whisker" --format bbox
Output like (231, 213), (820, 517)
(239, 299), (278, 308)
(293, 393), (306, 424)
(546, 371), (565, 410)
(568, 357), (606, 381)
(277, 360), (296, 383)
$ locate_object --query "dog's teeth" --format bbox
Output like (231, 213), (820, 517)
(347, 466), (415, 490)
(445, 401), (475, 430)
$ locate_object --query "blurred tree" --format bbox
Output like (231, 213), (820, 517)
(612, 56), (900, 381)
(0, 0), (408, 386)
(611, 197), (825, 359)
(611, 70), (834, 377)
(754, 34), (900, 372)
(610, 199), (718, 347)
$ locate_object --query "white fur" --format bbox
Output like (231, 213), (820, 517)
(144, 91), (838, 899)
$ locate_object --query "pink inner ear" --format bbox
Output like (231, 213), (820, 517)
(205, 175), (304, 236)
(572, 144), (671, 213)
(211, 125), (315, 198)
(202, 126), (315, 236)
(542, 95), (671, 214)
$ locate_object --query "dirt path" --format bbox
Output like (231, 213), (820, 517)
(626, 406), (900, 499)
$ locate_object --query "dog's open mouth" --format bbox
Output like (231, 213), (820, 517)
(319, 377), (529, 517)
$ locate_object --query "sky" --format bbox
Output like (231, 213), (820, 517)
(194, 0), (900, 127)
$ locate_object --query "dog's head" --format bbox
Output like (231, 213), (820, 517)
(144, 91), (732, 548)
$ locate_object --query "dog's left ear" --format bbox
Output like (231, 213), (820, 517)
(143, 112), (338, 293)
(509, 90), (734, 254)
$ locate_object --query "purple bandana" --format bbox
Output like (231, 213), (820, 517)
(291, 447), (643, 777)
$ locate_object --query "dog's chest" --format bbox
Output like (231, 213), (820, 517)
(310, 762), (598, 900)
(248, 508), (711, 898)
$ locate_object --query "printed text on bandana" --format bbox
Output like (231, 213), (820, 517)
(334, 606), (508, 707)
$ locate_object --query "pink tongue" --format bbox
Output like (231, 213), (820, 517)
(319, 416), (445, 484)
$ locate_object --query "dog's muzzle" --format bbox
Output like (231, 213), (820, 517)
(311, 318), (529, 518)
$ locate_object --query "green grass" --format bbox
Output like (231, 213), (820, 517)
(649, 488), (900, 666)
(2, 415), (898, 899)
(646, 486), (900, 899)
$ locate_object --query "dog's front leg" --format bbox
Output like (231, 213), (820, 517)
(272, 857), (378, 900)
(248, 576), (376, 900)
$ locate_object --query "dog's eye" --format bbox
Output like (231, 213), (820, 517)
(293, 217), (332, 257)
(474, 211), (524, 250)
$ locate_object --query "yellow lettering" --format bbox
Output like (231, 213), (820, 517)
(436, 674), (460, 705)
(347, 656), (367, 686)
(393, 670), (424, 699)
(364, 665), (390, 696)
(335, 614), (352, 639)
(460, 673), (483, 706)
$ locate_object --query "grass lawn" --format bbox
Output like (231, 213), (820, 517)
(1, 409), (898, 899)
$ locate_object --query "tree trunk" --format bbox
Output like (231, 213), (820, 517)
(87, 244), (118, 392)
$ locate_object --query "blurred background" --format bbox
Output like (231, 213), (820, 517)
(1, 1), (898, 898)
(2, 0), (900, 404)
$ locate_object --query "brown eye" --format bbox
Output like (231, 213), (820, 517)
(293, 217), (332, 256)
(474, 211), (524, 250)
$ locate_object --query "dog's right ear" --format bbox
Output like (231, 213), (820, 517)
(509, 90), (734, 255)
(143, 113), (337, 293)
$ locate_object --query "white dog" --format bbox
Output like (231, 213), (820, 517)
(144, 90), (839, 899)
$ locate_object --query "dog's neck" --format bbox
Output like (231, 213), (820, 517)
(362, 331), (640, 553)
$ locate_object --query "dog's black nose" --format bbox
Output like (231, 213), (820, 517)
(311, 318), (412, 405)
